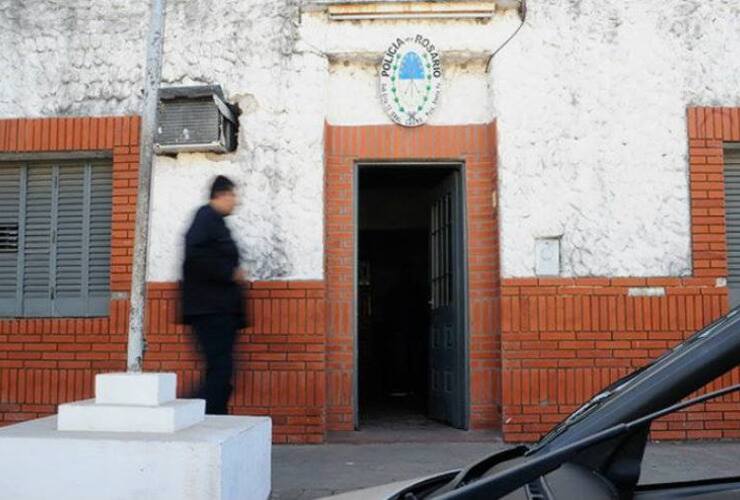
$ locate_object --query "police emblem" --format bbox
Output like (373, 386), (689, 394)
(379, 35), (443, 127)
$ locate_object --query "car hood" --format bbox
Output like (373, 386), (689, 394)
(319, 476), (450, 500)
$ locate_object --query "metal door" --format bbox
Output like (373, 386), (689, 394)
(428, 170), (465, 428)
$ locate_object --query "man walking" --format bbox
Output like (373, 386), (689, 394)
(182, 175), (246, 414)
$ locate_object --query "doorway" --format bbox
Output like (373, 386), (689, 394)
(356, 165), (468, 430)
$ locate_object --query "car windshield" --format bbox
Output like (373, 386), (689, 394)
(429, 383), (740, 500)
(529, 308), (739, 452)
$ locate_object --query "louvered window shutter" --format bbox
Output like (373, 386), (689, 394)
(54, 163), (86, 315)
(0, 160), (112, 318)
(725, 148), (740, 307)
(0, 164), (22, 316)
(86, 162), (112, 315)
(54, 161), (112, 316)
(22, 165), (54, 316)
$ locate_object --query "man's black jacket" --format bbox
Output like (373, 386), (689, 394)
(181, 204), (246, 327)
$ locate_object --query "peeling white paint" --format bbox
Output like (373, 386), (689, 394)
(1, 1), (739, 281)
(628, 287), (666, 297)
(0, 0), (327, 281)
(327, 58), (493, 126)
(491, 0), (740, 277)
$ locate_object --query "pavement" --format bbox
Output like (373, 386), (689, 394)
(272, 436), (740, 499)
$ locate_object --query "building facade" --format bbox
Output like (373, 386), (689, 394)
(0, 0), (739, 443)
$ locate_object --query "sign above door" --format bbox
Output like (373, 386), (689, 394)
(379, 35), (443, 127)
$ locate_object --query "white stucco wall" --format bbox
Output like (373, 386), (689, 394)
(0, 0), (328, 281)
(0, 1), (149, 116)
(151, 1), (328, 281)
(491, 0), (740, 277)
(0, 1), (519, 281)
(299, 10), (522, 126)
(1, 1), (739, 280)
(327, 58), (493, 126)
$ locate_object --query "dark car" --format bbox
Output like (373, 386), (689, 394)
(330, 307), (740, 500)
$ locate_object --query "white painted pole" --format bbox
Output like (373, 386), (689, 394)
(127, 0), (166, 372)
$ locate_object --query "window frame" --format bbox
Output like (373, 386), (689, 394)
(0, 151), (114, 318)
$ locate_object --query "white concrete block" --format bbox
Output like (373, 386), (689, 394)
(95, 372), (177, 406)
(57, 398), (205, 433)
(0, 415), (272, 500)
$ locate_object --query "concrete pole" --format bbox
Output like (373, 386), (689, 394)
(127, 0), (166, 372)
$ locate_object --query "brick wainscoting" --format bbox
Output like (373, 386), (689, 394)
(324, 122), (501, 431)
(687, 107), (740, 278)
(501, 277), (738, 442)
(2, 111), (739, 444)
(501, 107), (740, 442)
(0, 116), (138, 425)
(0, 117), (327, 443)
(0, 116), (142, 292)
(0, 281), (327, 444)
(145, 282), (327, 443)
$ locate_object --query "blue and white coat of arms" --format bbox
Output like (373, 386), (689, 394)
(379, 35), (443, 127)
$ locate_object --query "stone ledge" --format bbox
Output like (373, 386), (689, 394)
(58, 398), (205, 433)
(95, 372), (177, 406)
(0, 415), (271, 500)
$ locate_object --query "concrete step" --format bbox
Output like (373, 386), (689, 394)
(58, 398), (205, 433)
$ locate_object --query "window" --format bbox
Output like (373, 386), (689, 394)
(0, 160), (112, 317)
(724, 145), (740, 307)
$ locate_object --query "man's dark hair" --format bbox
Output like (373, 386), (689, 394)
(210, 175), (236, 199)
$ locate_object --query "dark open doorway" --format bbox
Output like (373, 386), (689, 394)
(357, 165), (467, 430)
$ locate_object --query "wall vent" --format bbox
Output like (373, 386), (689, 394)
(0, 223), (18, 253)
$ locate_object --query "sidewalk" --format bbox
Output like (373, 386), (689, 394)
(272, 439), (740, 499)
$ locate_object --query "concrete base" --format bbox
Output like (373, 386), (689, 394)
(58, 398), (205, 433)
(0, 415), (272, 500)
(95, 372), (177, 405)
(57, 372), (206, 433)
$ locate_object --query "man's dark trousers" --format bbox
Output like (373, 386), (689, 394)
(182, 204), (246, 414)
(191, 314), (239, 415)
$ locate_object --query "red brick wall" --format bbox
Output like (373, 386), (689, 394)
(500, 107), (740, 442)
(0, 281), (327, 443)
(324, 122), (501, 431)
(0, 303), (126, 424)
(501, 277), (738, 441)
(0, 116), (141, 292)
(0, 117), (327, 443)
(0, 116), (139, 423)
(144, 282), (327, 443)
(3, 110), (739, 444)
(687, 107), (740, 277)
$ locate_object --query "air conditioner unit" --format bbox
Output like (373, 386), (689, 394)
(155, 85), (238, 154)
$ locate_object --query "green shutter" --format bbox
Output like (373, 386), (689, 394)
(22, 165), (54, 316)
(0, 159), (112, 318)
(54, 163), (86, 316)
(87, 162), (112, 315)
(0, 164), (22, 316)
(725, 148), (740, 307)
(53, 161), (112, 316)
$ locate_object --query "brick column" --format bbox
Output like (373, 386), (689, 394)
(323, 122), (501, 431)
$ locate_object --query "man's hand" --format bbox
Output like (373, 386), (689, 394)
(233, 268), (247, 284)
